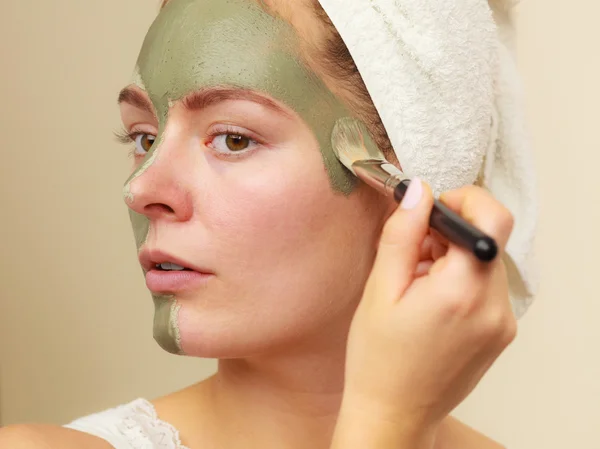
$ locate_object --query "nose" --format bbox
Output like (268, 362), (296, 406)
(124, 137), (194, 222)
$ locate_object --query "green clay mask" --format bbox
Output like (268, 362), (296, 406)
(125, 0), (356, 354)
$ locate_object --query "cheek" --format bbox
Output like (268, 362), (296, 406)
(201, 150), (334, 251)
(176, 149), (385, 355)
(197, 149), (382, 308)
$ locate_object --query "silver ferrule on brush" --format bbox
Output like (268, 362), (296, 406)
(351, 159), (408, 196)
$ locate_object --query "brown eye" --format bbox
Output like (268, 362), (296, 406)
(225, 134), (250, 152)
(210, 132), (259, 156)
(134, 134), (156, 155)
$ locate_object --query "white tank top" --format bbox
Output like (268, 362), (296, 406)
(64, 398), (189, 449)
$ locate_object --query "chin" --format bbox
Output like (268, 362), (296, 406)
(174, 315), (328, 360)
(167, 285), (358, 359)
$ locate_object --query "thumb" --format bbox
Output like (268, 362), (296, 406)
(368, 178), (435, 302)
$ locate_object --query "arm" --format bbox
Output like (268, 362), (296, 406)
(330, 412), (505, 449)
(330, 402), (438, 449)
(334, 184), (516, 449)
(0, 425), (113, 449)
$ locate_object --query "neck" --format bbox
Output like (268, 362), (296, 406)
(204, 323), (351, 449)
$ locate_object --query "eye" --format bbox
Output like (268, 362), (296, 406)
(210, 133), (259, 155)
(134, 133), (156, 155)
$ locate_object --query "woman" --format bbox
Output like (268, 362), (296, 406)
(1, 0), (527, 447)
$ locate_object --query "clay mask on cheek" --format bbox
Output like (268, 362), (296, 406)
(125, 0), (355, 354)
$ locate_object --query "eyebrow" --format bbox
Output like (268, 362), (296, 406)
(117, 86), (293, 118)
(117, 88), (154, 114)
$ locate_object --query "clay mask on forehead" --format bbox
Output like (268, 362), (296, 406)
(125, 0), (357, 354)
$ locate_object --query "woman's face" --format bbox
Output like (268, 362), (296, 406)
(119, 0), (393, 357)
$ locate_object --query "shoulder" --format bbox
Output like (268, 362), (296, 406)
(0, 424), (114, 449)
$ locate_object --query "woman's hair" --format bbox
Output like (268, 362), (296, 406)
(159, 0), (395, 161)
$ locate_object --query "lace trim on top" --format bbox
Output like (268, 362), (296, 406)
(115, 399), (190, 449)
(66, 398), (190, 449)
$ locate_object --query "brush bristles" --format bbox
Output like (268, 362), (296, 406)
(331, 117), (385, 174)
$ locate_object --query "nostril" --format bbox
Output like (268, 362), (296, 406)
(144, 203), (176, 216)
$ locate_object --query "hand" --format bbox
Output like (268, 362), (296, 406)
(340, 179), (517, 436)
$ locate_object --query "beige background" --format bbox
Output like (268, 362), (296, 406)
(0, 1), (598, 448)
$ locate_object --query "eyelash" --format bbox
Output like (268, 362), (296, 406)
(114, 128), (146, 159)
(114, 126), (263, 159)
(206, 125), (263, 159)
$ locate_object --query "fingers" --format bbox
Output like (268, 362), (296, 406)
(417, 234), (448, 278)
(420, 234), (448, 262)
(439, 186), (514, 251)
(420, 235), (434, 261)
(429, 231), (449, 261)
(415, 260), (434, 277)
(431, 185), (514, 300)
(368, 182), (513, 311)
(369, 178), (435, 301)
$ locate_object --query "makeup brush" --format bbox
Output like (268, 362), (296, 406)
(331, 117), (498, 263)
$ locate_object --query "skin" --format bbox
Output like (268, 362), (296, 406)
(124, 0), (361, 352)
(119, 1), (506, 448)
(0, 0), (509, 448)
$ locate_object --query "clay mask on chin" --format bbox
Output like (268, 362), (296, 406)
(124, 0), (356, 354)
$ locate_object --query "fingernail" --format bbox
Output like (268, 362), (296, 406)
(401, 178), (423, 210)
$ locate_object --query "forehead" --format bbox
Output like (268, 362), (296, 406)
(132, 0), (356, 194)
(136, 0), (326, 121)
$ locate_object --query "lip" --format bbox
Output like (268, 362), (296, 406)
(139, 248), (213, 274)
(139, 248), (215, 294)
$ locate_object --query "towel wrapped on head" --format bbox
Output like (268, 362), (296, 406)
(318, 0), (538, 319)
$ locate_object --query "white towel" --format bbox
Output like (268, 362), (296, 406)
(318, 0), (538, 319)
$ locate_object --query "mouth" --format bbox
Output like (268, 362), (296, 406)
(153, 262), (194, 272)
(139, 249), (215, 294)
(139, 248), (212, 274)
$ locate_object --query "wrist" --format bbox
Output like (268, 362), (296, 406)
(331, 399), (440, 449)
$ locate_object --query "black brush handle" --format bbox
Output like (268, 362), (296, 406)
(394, 180), (498, 262)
